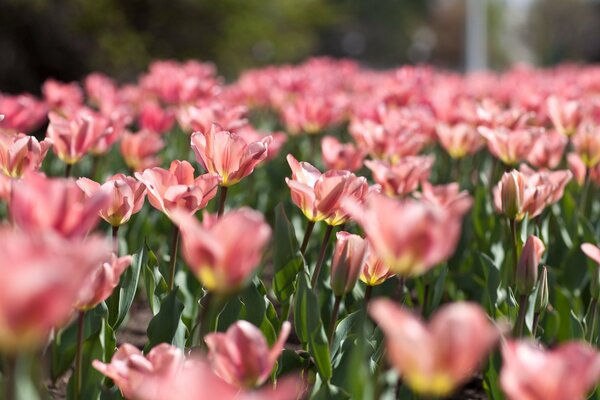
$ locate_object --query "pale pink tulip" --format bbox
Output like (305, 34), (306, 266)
(516, 236), (545, 294)
(0, 94), (48, 134)
(76, 254), (132, 310)
(365, 156), (434, 198)
(0, 228), (110, 351)
(568, 153), (587, 186)
(360, 251), (395, 287)
(138, 101), (175, 134)
(345, 194), (467, 277)
(500, 340), (600, 400)
(205, 320), (291, 388)
(582, 243), (600, 265)
(0, 134), (51, 178)
(330, 232), (369, 296)
(191, 124), (271, 187)
(176, 102), (247, 134)
(321, 136), (365, 172)
(479, 126), (539, 166)
(236, 125), (286, 161)
(11, 173), (108, 238)
(281, 95), (343, 134)
(436, 123), (483, 159)
(171, 208), (271, 293)
(527, 130), (568, 169)
(546, 95), (582, 137)
(416, 182), (473, 214)
(370, 299), (499, 397)
(42, 79), (84, 111)
(77, 173), (146, 226)
(120, 130), (165, 172)
(135, 160), (218, 216)
(572, 123), (600, 168)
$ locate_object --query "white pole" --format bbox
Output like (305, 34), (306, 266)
(466, 0), (488, 71)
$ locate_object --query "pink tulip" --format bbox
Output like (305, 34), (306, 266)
(135, 160), (219, 216)
(572, 123), (600, 168)
(527, 130), (568, 169)
(46, 109), (112, 164)
(286, 154), (371, 226)
(0, 228), (110, 351)
(516, 236), (545, 294)
(42, 79), (84, 111)
(436, 123), (483, 159)
(365, 156), (434, 197)
(120, 130), (165, 172)
(500, 340), (600, 400)
(0, 94), (48, 134)
(205, 320), (291, 388)
(171, 208), (271, 293)
(416, 182), (473, 214)
(76, 254), (132, 311)
(520, 165), (572, 204)
(369, 299), (499, 397)
(345, 194), (467, 277)
(321, 136), (366, 172)
(479, 126), (539, 166)
(77, 173), (146, 226)
(330, 232), (369, 296)
(176, 102), (247, 134)
(138, 101), (176, 134)
(191, 124), (271, 187)
(582, 243), (600, 265)
(0, 134), (52, 178)
(546, 95), (582, 137)
(236, 125), (286, 161)
(360, 250), (395, 287)
(281, 95), (343, 134)
(11, 173), (108, 238)
(568, 153), (587, 186)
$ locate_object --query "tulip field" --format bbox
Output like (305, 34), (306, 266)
(3, 58), (600, 400)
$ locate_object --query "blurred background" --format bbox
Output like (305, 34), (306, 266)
(2, 0), (600, 94)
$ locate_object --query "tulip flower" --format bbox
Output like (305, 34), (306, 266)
(516, 235), (545, 295)
(0, 93), (48, 134)
(365, 156), (434, 197)
(0, 228), (110, 351)
(120, 130), (165, 172)
(171, 208), (271, 293)
(10, 173), (108, 238)
(0, 134), (52, 178)
(321, 136), (365, 171)
(416, 181), (473, 213)
(135, 160), (219, 216)
(286, 154), (371, 226)
(345, 194), (467, 277)
(330, 232), (368, 296)
(76, 254), (132, 310)
(138, 101), (176, 134)
(360, 251), (395, 287)
(42, 79), (84, 111)
(568, 152), (587, 186)
(205, 320), (291, 388)
(281, 95), (343, 134)
(546, 95), (582, 137)
(436, 123), (483, 159)
(191, 124), (271, 187)
(46, 109), (112, 165)
(77, 173), (146, 226)
(176, 102), (247, 134)
(479, 126), (539, 166)
(527, 130), (568, 169)
(369, 299), (499, 397)
(572, 123), (600, 168)
(500, 340), (600, 400)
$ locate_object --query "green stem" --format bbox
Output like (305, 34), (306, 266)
(327, 296), (342, 346)
(421, 282), (430, 315)
(310, 225), (334, 289)
(514, 294), (528, 337)
(364, 285), (373, 305)
(580, 169), (591, 215)
(217, 186), (228, 217)
(299, 220), (315, 256)
(64, 163), (72, 178)
(168, 225), (180, 291)
(195, 292), (214, 348)
(531, 312), (541, 337)
(111, 225), (119, 255)
(510, 218), (519, 286)
(396, 276), (406, 305)
(588, 298), (598, 343)
(3, 355), (16, 400)
(74, 311), (85, 400)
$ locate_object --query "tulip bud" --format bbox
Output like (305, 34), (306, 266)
(330, 232), (368, 296)
(500, 171), (524, 220)
(581, 243), (600, 300)
(535, 266), (549, 313)
(516, 235), (545, 295)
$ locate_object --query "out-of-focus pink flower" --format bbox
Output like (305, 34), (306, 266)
(572, 124), (600, 168)
(370, 299), (499, 397)
(42, 79), (84, 111)
(520, 165), (572, 204)
(527, 130), (568, 169)
(516, 236), (545, 294)
(360, 250), (395, 287)
(176, 102), (247, 134)
(0, 94), (48, 134)
(0, 134), (52, 178)
(135, 160), (218, 216)
(500, 340), (600, 400)
(46, 109), (113, 164)
(139, 101), (176, 134)
(11, 173), (108, 238)
(77, 173), (146, 226)
(582, 243), (600, 265)
(546, 95), (582, 137)
(330, 232), (369, 296)
(84, 73), (118, 107)
(436, 123), (483, 159)
(281, 95), (343, 134)
(286, 154), (371, 226)
(345, 194), (468, 277)
(365, 156), (434, 197)
(479, 126), (539, 166)
(321, 136), (365, 172)
(191, 124), (271, 187)
(171, 208), (271, 293)
(416, 182), (473, 214)
(76, 254), (132, 311)
(120, 130), (165, 172)
(0, 228), (110, 351)
(236, 125), (286, 161)
(205, 320), (291, 388)
(568, 153), (587, 186)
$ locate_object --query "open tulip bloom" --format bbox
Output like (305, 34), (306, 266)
(6, 57), (600, 400)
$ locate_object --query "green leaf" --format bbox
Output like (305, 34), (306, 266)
(107, 247), (145, 330)
(145, 287), (185, 351)
(273, 204), (304, 304)
(294, 271), (332, 380)
(240, 282), (277, 345)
